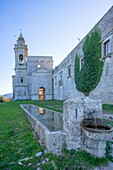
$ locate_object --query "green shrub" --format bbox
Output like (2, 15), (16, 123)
(0, 95), (8, 102)
(0, 96), (3, 102)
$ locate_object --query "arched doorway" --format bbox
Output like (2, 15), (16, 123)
(38, 87), (45, 100)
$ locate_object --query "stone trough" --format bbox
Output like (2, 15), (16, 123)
(20, 104), (66, 155)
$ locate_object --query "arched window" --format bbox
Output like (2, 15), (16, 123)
(38, 87), (45, 100)
(19, 54), (24, 63)
(20, 78), (23, 83)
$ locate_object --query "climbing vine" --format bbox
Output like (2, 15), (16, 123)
(74, 30), (104, 96)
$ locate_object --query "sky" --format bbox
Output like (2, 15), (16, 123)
(0, 0), (113, 95)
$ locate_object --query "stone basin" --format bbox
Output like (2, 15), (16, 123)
(81, 120), (112, 133)
(80, 121), (113, 141)
(80, 120), (113, 157)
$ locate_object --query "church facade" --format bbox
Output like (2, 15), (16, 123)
(12, 33), (53, 100)
(12, 6), (113, 103)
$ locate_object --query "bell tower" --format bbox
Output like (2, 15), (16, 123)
(14, 32), (28, 67)
(13, 33), (29, 100)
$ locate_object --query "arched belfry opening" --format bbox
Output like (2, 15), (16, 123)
(19, 54), (24, 63)
(38, 87), (45, 100)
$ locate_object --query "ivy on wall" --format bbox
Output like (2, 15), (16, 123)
(74, 30), (104, 96)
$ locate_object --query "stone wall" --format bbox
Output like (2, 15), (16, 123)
(30, 69), (52, 100)
(27, 56), (53, 100)
(27, 56), (53, 74)
(53, 6), (113, 103)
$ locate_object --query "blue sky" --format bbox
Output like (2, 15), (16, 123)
(0, 0), (113, 95)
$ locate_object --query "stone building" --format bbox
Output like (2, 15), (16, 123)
(53, 6), (113, 103)
(12, 33), (53, 100)
(12, 6), (113, 103)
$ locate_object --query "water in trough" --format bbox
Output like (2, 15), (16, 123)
(22, 104), (63, 132)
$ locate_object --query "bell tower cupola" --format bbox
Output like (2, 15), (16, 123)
(17, 32), (25, 44)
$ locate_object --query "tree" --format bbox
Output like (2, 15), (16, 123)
(74, 30), (104, 96)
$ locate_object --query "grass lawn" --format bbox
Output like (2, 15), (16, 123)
(0, 100), (112, 170)
(102, 104), (113, 113)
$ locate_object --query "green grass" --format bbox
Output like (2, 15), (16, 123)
(0, 100), (111, 169)
(0, 101), (44, 169)
(103, 104), (113, 113)
(12, 100), (64, 113)
(102, 104), (113, 129)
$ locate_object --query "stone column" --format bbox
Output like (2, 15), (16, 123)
(63, 97), (84, 150)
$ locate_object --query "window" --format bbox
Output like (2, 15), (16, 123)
(21, 78), (23, 83)
(59, 71), (63, 86)
(59, 71), (63, 80)
(60, 74), (62, 80)
(19, 54), (23, 62)
(104, 39), (110, 56)
(80, 58), (84, 70)
(19, 54), (24, 65)
(67, 66), (71, 78)
(37, 64), (41, 68)
(55, 76), (57, 85)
